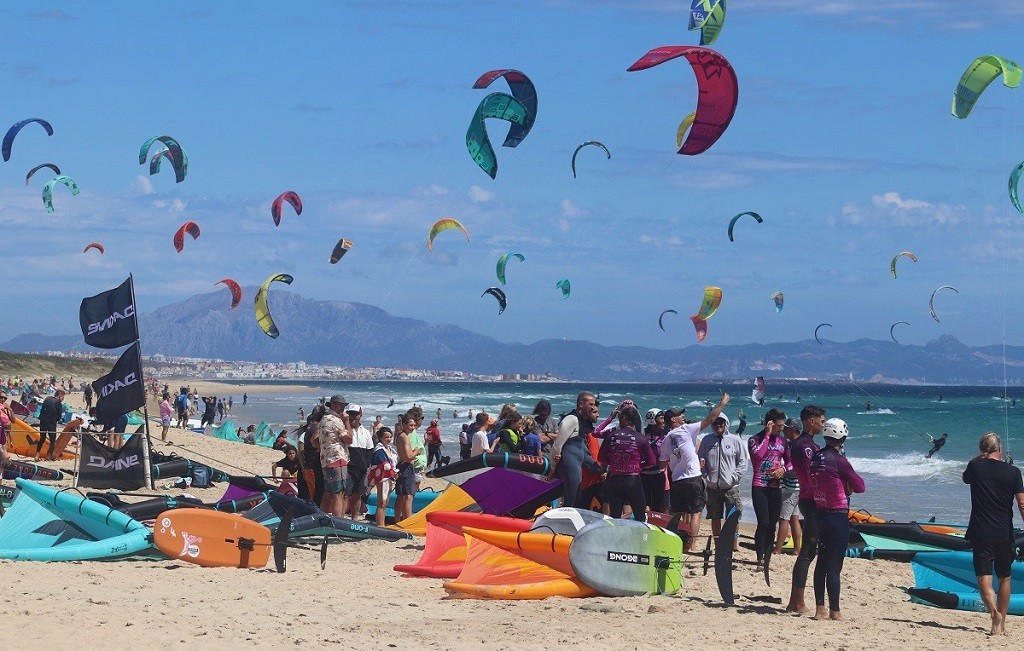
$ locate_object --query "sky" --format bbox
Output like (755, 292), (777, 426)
(4, 1), (1024, 354)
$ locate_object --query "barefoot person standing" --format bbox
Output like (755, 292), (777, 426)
(962, 432), (1024, 636)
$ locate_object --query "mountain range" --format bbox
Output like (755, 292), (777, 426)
(3, 288), (1024, 384)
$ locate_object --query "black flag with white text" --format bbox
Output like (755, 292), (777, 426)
(77, 432), (146, 490)
(91, 341), (145, 423)
(79, 276), (138, 349)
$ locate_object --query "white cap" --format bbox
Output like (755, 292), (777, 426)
(344, 404), (362, 413)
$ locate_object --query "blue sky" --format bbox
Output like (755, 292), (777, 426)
(3, 1), (1024, 353)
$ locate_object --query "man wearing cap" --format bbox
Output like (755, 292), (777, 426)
(343, 404), (374, 520)
(35, 388), (65, 461)
(317, 395), (353, 517)
(698, 412), (748, 552)
(660, 392), (730, 552)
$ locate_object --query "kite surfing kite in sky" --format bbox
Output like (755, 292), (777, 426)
(427, 218), (470, 252)
(83, 242), (104, 255)
(688, 0), (726, 47)
(890, 320), (910, 344)
(472, 69), (537, 148)
(466, 93), (527, 179)
(3, 118), (53, 162)
(482, 287), (508, 315)
(727, 212), (762, 242)
(556, 279), (571, 299)
(255, 273), (293, 338)
(627, 46), (738, 156)
(771, 291), (783, 313)
(571, 141), (610, 178)
(890, 251), (918, 278)
(951, 55), (1021, 119)
(139, 135), (188, 183)
(814, 323), (832, 345)
(25, 163), (59, 185)
(929, 286), (959, 323)
(272, 191), (302, 226)
(216, 279), (242, 310)
(329, 238), (353, 264)
(1010, 161), (1024, 214)
(496, 253), (525, 285)
(658, 309), (678, 332)
(42, 175), (79, 214)
(690, 286), (722, 342)
(172, 220), (201, 253)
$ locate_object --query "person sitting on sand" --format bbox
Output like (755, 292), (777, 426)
(925, 433), (948, 459)
(522, 416), (542, 457)
(469, 412), (497, 457)
(272, 446), (301, 496)
(962, 433), (1024, 636)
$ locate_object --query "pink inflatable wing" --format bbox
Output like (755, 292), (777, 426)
(473, 69), (537, 148)
(627, 46), (738, 155)
(271, 191), (302, 227)
(691, 316), (708, 342)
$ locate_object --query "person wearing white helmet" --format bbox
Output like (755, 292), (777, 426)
(642, 408), (668, 513)
(809, 417), (865, 621)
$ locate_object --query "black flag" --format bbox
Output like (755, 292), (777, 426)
(77, 432), (146, 490)
(79, 276), (138, 349)
(92, 341), (145, 424)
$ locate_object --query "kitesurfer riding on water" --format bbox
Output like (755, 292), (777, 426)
(925, 433), (948, 459)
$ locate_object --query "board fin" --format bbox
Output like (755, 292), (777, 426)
(274, 507), (293, 573)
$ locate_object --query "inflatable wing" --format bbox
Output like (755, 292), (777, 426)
(139, 135), (188, 183)
(890, 320), (910, 344)
(255, 273), (294, 338)
(727, 211), (762, 242)
(688, 0), (727, 46)
(42, 175), (79, 214)
(329, 238), (353, 264)
(628, 46), (738, 155)
(173, 220), (201, 253)
(472, 69), (537, 148)
(149, 147), (177, 176)
(689, 286), (721, 342)
(770, 291), (783, 313)
(427, 218), (470, 252)
(3, 118), (53, 162)
(496, 252), (525, 285)
(571, 141), (611, 178)
(929, 286), (959, 323)
(890, 251), (918, 279)
(466, 93), (527, 179)
(271, 191), (302, 226)
(482, 287), (508, 315)
(952, 55), (1021, 119)
(814, 323), (832, 345)
(25, 163), (60, 185)
(83, 242), (104, 255)
(1010, 161), (1024, 214)
(216, 279), (242, 310)
(556, 278), (571, 299)
(658, 309), (678, 332)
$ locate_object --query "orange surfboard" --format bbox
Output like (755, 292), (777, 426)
(52, 418), (83, 458)
(5, 417), (76, 460)
(154, 509), (272, 568)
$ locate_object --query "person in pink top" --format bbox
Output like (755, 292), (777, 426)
(159, 392), (173, 443)
(809, 418), (865, 621)
(748, 408), (791, 567)
(597, 403), (657, 521)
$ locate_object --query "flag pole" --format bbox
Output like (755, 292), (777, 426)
(128, 274), (156, 490)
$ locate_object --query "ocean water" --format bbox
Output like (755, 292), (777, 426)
(210, 380), (1024, 525)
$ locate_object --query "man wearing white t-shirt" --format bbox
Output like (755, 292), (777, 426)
(470, 412), (497, 456)
(344, 404), (374, 520)
(660, 392), (730, 552)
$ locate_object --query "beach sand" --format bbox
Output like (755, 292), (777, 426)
(1, 381), (1020, 649)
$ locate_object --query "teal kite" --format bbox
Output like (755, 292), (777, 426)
(1010, 161), (1024, 214)
(139, 135), (188, 183)
(556, 278), (570, 299)
(42, 175), (79, 214)
(571, 141), (611, 178)
(952, 55), (1022, 119)
(727, 212), (763, 242)
(466, 93), (527, 179)
(770, 291), (783, 313)
(496, 252), (525, 285)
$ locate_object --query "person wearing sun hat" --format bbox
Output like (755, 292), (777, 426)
(317, 395), (353, 516)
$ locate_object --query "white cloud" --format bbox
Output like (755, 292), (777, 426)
(560, 199), (583, 218)
(841, 191), (965, 226)
(468, 186), (493, 203)
(133, 175), (155, 196)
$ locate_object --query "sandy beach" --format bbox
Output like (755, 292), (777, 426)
(0, 381), (1020, 650)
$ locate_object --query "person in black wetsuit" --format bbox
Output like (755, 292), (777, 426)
(925, 433), (948, 459)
